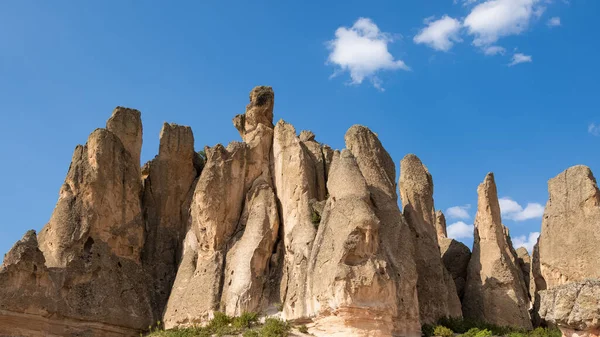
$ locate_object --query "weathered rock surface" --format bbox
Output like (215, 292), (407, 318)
(539, 279), (600, 337)
(440, 237), (471, 300)
(399, 154), (462, 323)
(221, 179), (279, 316)
(273, 120), (318, 319)
(163, 142), (248, 328)
(306, 150), (402, 336)
(463, 173), (532, 329)
(516, 247), (531, 296)
(339, 126), (421, 336)
(142, 123), (199, 317)
(38, 112), (145, 268)
(538, 166), (600, 289)
(435, 210), (448, 240)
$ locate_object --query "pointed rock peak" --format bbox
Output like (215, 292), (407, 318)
(106, 106), (143, 166)
(233, 86), (274, 137)
(3, 230), (45, 267)
(435, 210), (448, 239)
(516, 247), (529, 258)
(400, 154), (433, 196)
(476, 172), (502, 230)
(299, 130), (316, 142)
(248, 85), (274, 109)
(158, 123), (195, 158)
(344, 124), (396, 192)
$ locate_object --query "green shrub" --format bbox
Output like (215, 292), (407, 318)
(433, 325), (454, 337)
(259, 318), (291, 337)
(311, 210), (321, 226)
(529, 327), (562, 337)
(461, 327), (482, 337)
(422, 324), (435, 337)
(298, 325), (309, 333)
(474, 329), (492, 337)
(233, 312), (259, 329)
(243, 330), (260, 337)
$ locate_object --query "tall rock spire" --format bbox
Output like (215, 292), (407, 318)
(463, 173), (532, 329)
(399, 154), (462, 323)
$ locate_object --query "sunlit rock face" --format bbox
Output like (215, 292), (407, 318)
(462, 173), (532, 329)
(5, 86), (600, 337)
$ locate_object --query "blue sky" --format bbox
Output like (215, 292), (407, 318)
(1, 0), (598, 256)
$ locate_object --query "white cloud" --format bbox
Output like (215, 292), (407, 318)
(414, 15), (463, 52)
(464, 0), (544, 48)
(499, 197), (545, 221)
(509, 52), (532, 66)
(512, 231), (540, 253)
(484, 45), (506, 55)
(547, 17), (561, 27)
(589, 123), (600, 136)
(446, 204), (471, 219)
(327, 18), (409, 89)
(447, 221), (474, 239)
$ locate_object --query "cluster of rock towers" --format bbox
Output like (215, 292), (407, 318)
(0, 87), (598, 337)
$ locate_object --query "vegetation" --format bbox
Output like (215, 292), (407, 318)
(423, 317), (561, 337)
(311, 210), (321, 226)
(146, 312), (293, 337)
(433, 325), (454, 337)
(298, 325), (309, 334)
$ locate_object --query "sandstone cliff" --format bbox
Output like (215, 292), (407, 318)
(3, 87), (600, 337)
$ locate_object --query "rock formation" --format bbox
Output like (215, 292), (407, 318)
(4, 86), (600, 337)
(516, 247), (531, 296)
(532, 166), (600, 330)
(434, 210), (448, 240)
(399, 154), (462, 323)
(537, 166), (600, 289)
(440, 237), (472, 300)
(1, 108), (153, 336)
(462, 173), (532, 329)
(539, 279), (600, 337)
(342, 126), (421, 336)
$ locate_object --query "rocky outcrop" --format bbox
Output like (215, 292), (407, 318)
(38, 108), (145, 267)
(463, 173), (532, 329)
(8, 86), (600, 337)
(440, 237), (471, 300)
(342, 126), (421, 336)
(399, 154), (462, 323)
(0, 106), (154, 335)
(539, 279), (600, 337)
(273, 120), (318, 319)
(306, 150), (404, 336)
(538, 166), (600, 289)
(435, 210), (448, 240)
(516, 247), (531, 296)
(141, 123), (199, 317)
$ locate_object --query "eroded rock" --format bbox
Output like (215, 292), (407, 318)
(538, 166), (600, 289)
(399, 154), (462, 323)
(539, 279), (600, 337)
(345, 126), (421, 336)
(463, 173), (532, 329)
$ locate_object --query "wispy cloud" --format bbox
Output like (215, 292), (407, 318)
(509, 52), (533, 66)
(327, 18), (409, 90)
(512, 232), (540, 253)
(499, 197), (544, 221)
(446, 204), (471, 220)
(484, 45), (507, 55)
(589, 123), (600, 136)
(547, 16), (561, 27)
(447, 221), (474, 239)
(464, 0), (545, 48)
(414, 15), (463, 52)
